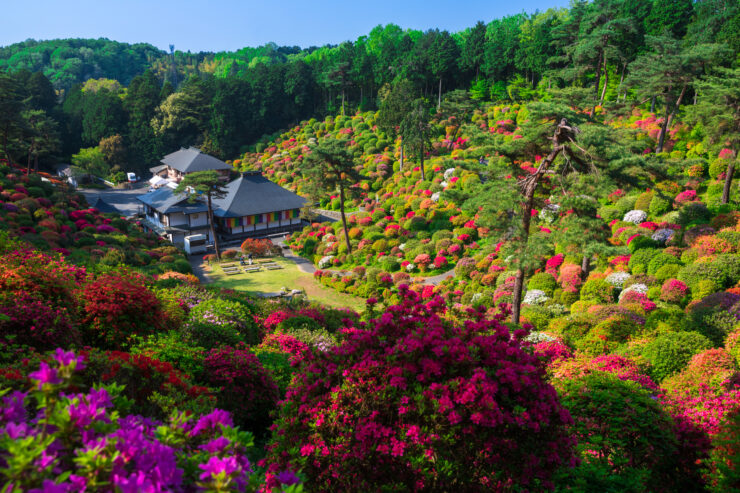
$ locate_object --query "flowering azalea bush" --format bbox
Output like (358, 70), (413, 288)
(80, 271), (165, 348)
(203, 345), (280, 436)
(0, 349), (302, 492)
(265, 287), (576, 491)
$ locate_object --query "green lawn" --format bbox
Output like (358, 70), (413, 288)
(207, 257), (365, 312)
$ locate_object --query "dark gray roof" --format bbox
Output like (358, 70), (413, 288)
(160, 147), (231, 173)
(212, 173), (307, 218)
(149, 164), (168, 174)
(87, 195), (121, 215)
(136, 188), (208, 215)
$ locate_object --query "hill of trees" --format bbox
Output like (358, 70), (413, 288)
(1, 0), (740, 490)
(1, 0), (738, 177)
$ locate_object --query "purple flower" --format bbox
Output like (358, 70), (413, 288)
(189, 409), (233, 437)
(1, 391), (27, 423)
(35, 450), (56, 471)
(52, 349), (85, 370)
(275, 470), (301, 486)
(112, 471), (156, 493)
(29, 362), (62, 389)
(201, 436), (231, 454)
(29, 479), (73, 493)
(3, 422), (30, 439)
(198, 455), (239, 481)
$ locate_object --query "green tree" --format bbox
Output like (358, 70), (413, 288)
(644, 0), (694, 38)
(625, 35), (727, 153)
(400, 99), (433, 181)
(80, 87), (126, 146)
(98, 134), (126, 171)
(428, 30), (460, 109)
(0, 73), (23, 162)
(376, 79), (415, 171)
(461, 21), (487, 79)
(71, 146), (109, 178)
(483, 14), (526, 83)
(152, 77), (211, 150)
(303, 138), (364, 254)
(692, 66), (740, 204)
(466, 102), (594, 324)
(124, 71), (162, 171)
(21, 109), (59, 174)
(174, 170), (228, 260)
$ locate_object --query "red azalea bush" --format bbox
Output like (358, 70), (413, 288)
(0, 294), (81, 350)
(240, 237), (273, 257)
(265, 287), (576, 491)
(80, 272), (165, 347)
(203, 345), (280, 435)
(81, 349), (216, 419)
(661, 278), (689, 303)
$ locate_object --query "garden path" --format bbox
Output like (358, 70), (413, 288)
(419, 268), (456, 285)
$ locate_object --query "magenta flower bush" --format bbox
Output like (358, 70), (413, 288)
(0, 349), (301, 492)
(265, 287), (575, 491)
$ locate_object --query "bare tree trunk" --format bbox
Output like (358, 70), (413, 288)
(341, 89), (345, 116)
(399, 138), (404, 171)
(581, 255), (590, 280)
(593, 53), (603, 97)
(438, 77), (442, 110)
(420, 140), (425, 181)
(722, 159), (736, 204)
(34, 153), (39, 172)
(666, 85), (687, 130)
(616, 63), (625, 101)
(599, 58), (609, 105)
(591, 53), (602, 117)
(339, 185), (352, 253)
(656, 102), (671, 154)
(511, 120), (569, 325)
(650, 96), (656, 113)
(208, 193), (221, 260)
(511, 185), (536, 326)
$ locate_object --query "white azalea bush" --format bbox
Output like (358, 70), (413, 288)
(606, 271), (631, 288)
(523, 289), (549, 305)
(318, 255), (334, 269)
(623, 210), (648, 224)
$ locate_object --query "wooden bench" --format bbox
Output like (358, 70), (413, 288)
(223, 269), (240, 275)
(243, 267), (262, 273)
(265, 265), (283, 270)
(220, 263), (237, 268)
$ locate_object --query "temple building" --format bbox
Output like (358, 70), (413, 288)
(137, 169), (306, 247)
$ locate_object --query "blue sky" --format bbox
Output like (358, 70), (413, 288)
(3, 0), (570, 52)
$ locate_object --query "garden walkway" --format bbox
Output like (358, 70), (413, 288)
(420, 268), (456, 285)
(188, 256), (213, 284)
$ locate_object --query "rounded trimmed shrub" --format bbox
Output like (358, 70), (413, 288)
(639, 331), (713, 382)
(556, 371), (685, 492)
(579, 278), (615, 303)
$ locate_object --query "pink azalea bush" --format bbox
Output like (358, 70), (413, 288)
(265, 287), (576, 491)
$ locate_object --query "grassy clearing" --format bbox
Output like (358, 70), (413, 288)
(206, 257), (365, 312)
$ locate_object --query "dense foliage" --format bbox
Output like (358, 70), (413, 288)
(0, 0), (740, 489)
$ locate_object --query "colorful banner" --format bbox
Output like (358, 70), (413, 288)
(222, 210), (298, 229)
